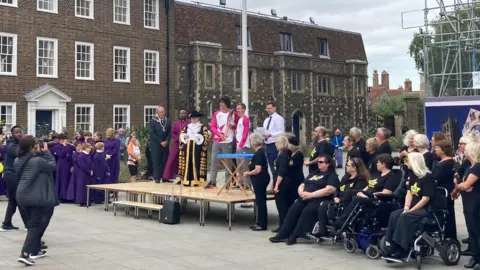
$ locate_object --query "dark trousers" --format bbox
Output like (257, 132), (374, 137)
(152, 145), (169, 181)
(21, 206), (53, 255)
(276, 199), (323, 241)
(2, 180), (28, 227)
(317, 201), (337, 235)
(463, 193), (480, 261)
(337, 196), (371, 222)
(386, 208), (429, 251)
(275, 188), (298, 228)
(265, 143), (278, 187)
(444, 198), (457, 240)
(252, 175), (269, 228)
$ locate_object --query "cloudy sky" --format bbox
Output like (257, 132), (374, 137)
(179, 0), (451, 91)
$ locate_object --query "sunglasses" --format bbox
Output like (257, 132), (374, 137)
(318, 160), (327, 164)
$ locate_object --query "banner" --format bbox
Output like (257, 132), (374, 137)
(473, 71), (480, 89)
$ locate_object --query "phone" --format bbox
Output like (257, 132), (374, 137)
(38, 139), (45, 149)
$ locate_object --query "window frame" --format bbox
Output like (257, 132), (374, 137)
(234, 68), (255, 91)
(280, 32), (293, 52)
(113, 46), (130, 83)
(319, 114), (333, 130)
(144, 49), (160, 84)
(235, 25), (252, 50)
(75, 41), (95, 80)
(113, 104), (131, 130)
(113, 0), (130, 25)
(144, 105), (157, 126)
(0, 102), (17, 132)
(144, 0), (160, 30)
(37, 0), (58, 14)
(36, 37), (59, 78)
(0, 32), (17, 76)
(75, 0), (94, 19)
(204, 64), (215, 89)
(316, 75), (331, 95)
(74, 104), (95, 133)
(0, 0), (17, 7)
(356, 77), (365, 96)
(291, 72), (304, 92)
(318, 38), (330, 58)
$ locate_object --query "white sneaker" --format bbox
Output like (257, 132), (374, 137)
(29, 250), (47, 260)
(18, 255), (35, 266)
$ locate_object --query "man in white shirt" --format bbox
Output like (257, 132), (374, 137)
(205, 96), (238, 189)
(263, 102), (285, 192)
(235, 103), (250, 188)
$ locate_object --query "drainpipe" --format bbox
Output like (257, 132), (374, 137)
(165, 0), (171, 118)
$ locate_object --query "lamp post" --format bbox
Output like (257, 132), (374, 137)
(241, 0), (249, 114)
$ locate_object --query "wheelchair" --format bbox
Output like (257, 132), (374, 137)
(381, 187), (461, 269)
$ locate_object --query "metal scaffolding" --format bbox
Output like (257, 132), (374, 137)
(401, 0), (480, 97)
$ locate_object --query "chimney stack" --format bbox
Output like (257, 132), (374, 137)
(419, 72), (425, 92)
(381, 70), (390, 90)
(404, 78), (412, 92)
(373, 70), (379, 87)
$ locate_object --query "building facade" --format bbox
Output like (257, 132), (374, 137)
(174, 2), (369, 147)
(0, 0), (175, 136)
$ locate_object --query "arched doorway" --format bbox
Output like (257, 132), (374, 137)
(292, 110), (306, 147)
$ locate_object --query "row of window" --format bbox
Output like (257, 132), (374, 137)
(0, 0), (160, 29)
(0, 103), (159, 133)
(0, 32), (159, 83)
(235, 25), (330, 57)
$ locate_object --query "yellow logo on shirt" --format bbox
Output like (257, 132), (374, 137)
(410, 182), (421, 196)
(340, 185), (345, 192)
(311, 147), (316, 157)
(368, 179), (378, 188)
(274, 161), (277, 171)
(310, 175), (324, 181)
(349, 182), (354, 188)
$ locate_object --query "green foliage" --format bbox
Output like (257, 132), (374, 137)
(372, 92), (406, 117)
(389, 137), (403, 151)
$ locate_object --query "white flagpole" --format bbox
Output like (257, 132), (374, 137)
(241, 0), (249, 115)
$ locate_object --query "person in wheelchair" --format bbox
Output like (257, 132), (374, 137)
(312, 157), (369, 238)
(269, 154), (339, 245)
(334, 153), (400, 230)
(383, 152), (436, 261)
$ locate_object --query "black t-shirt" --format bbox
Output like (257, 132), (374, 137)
(423, 151), (435, 171)
(456, 158), (471, 179)
(249, 147), (269, 181)
(288, 151), (305, 187)
(378, 141), (392, 155)
(274, 151), (291, 178)
(408, 173), (436, 208)
(309, 140), (334, 174)
(347, 148), (362, 162)
(432, 159), (455, 192)
(338, 174), (367, 197)
(462, 163), (480, 194)
(355, 138), (369, 165)
(303, 171), (340, 200)
(367, 170), (399, 193)
(368, 152), (379, 176)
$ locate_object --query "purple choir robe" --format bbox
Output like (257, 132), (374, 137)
(66, 151), (78, 201)
(75, 152), (92, 205)
(55, 144), (75, 200)
(0, 144), (7, 196)
(74, 137), (85, 147)
(163, 119), (189, 179)
(104, 138), (120, 184)
(92, 151), (109, 202)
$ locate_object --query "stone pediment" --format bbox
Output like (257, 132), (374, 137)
(24, 84), (72, 103)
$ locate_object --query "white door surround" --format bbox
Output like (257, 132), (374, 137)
(24, 84), (72, 136)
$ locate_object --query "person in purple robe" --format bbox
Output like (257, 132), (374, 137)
(93, 131), (103, 143)
(55, 134), (75, 201)
(66, 144), (82, 202)
(104, 128), (120, 184)
(74, 130), (85, 146)
(48, 133), (60, 183)
(0, 144), (7, 196)
(162, 110), (189, 180)
(75, 143), (92, 206)
(92, 142), (110, 203)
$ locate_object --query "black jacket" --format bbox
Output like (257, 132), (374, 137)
(3, 139), (19, 182)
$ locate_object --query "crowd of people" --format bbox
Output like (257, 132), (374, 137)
(1, 95), (480, 268)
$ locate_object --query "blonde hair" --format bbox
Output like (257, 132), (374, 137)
(249, 133), (264, 147)
(413, 134), (429, 149)
(403, 130), (418, 146)
(95, 142), (104, 151)
(465, 141), (480, 165)
(106, 128), (115, 139)
(366, 137), (380, 153)
(81, 142), (92, 151)
(408, 152), (430, 178)
(275, 135), (289, 152)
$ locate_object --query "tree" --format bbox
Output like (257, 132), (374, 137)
(372, 92), (405, 117)
(408, 5), (480, 96)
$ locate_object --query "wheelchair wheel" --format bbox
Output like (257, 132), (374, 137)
(378, 236), (390, 256)
(416, 252), (422, 270)
(439, 239), (461, 266)
(366, 244), (381, 259)
(344, 237), (358, 253)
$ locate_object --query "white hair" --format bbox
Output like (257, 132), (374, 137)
(408, 152), (430, 178)
(249, 133), (264, 147)
(466, 141), (480, 165)
(403, 129), (418, 147)
(413, 134), (429, 149)
(349, 127), (362, 137)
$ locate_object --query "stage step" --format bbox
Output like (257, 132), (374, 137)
(113, 201), (163, 221)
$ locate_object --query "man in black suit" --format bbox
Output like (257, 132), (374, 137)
(149, 106), (172, 183)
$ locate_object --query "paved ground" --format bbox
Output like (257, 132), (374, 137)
(0, 154), (471, 269)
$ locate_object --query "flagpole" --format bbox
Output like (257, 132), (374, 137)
(241, 0), (249, 115)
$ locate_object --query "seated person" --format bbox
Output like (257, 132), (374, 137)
(269, 154), (339, 245)
(313, 157), (369, 237)
(334, 153), (400, 228)
(384, 152), (435, 260)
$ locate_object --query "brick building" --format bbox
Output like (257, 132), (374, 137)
(174, 2), (369, 147)
(0, 0), (175, 136)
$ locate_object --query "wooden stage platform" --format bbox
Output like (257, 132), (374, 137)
(87, 182), (274, 230)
